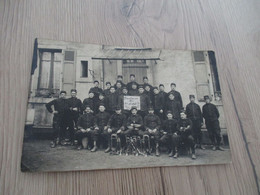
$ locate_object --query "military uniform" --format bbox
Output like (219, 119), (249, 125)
(143, 113), (161, 143)
(126, 81), (139, 91)
(67, 97), (83, 142)
(138, 93), (151, 118)
(94, 111), (111, 147)
(125, 114), (144, 136)
(46, 98), (70, 143)
(106, 92), (118, 114)
(75, 112), (95, 146)
(83, 97), (95, 112)
(89, 86), (103, 101)
(202, 102), (221, 147)
(175, 118), (195, 155)
(168, 90), (183, 108)
(165, 99), (181, 120)
(186, 102), (203, 146)
(118, 93), (130, 117)
(103, 89), (111, 97)
(95, 98), (107, 114)
(128, 88), (139, 96)
(153, 92), (165, 121)
(160, 118), (179, 151)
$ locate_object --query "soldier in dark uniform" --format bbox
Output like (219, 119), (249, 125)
(153, 87), (165, 121)
(83, 92), (95, 113)
(89, 80), (103, 101)
(67, 89), (83, 144)
(75, 106), (95, 150)
(144, 85), (153, 104)
(173, 111), (196, 159)
(168, 83), (183, 108)
(128, 82), (139, 96)
(95, 92), (107, 114)
(114, 75), (126, 88)
(186, 95), (205, 149)
(104, 106), (127, 153)
(115, 81), (123, 96)
(143, 76), (153, 90)
(165, 93), (181, 121)
(159, 84), (168, 101)
(125, 106), (144, 137)
(106, 86), (118, 115)
(104, 82), (111, 97)
(160, 111), (179, 157)
(118, 87), (130, 117)
(202, 95), (224, 151)
(46, 91), (70, 148)
(143, 107), (161, 156)
(126, 74), (139, 91)
(93, 104), (111, 151)
(137, 85), (150, 119)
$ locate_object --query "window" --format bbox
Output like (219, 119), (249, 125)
(123, 59), (146, 64)
(81, 61), (88, 77)
(37, 49), (62, 97)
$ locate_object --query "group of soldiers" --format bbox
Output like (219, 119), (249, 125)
(46, 74), (223, 160)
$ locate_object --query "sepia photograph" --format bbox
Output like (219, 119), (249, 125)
(21, 38), (231, 172)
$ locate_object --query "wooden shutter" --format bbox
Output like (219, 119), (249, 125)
(193, 51), (210, 101)
(62, 50), (76, 94)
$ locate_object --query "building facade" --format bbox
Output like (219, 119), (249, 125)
(26, 39), (226, 138)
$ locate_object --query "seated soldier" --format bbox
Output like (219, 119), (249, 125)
(125, 106), (143, 137)
(83, 92), (95, 113)
(104, 106), (127, 154)
(160, 111), (179, 157)
(173, 110), (196, 159)
(143, 107), (161, 156)
(75, 105), (95, 150)
(128, 82), (139, 96)
(94, 104), (111, 151)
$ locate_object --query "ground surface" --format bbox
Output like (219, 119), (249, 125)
(21, 140), (231, 172)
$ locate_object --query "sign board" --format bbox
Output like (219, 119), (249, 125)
(124, 96), (140, 110)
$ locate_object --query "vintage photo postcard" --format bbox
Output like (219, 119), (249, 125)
(21, 38), (231, 172)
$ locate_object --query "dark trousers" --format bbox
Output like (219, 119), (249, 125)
(191, 119), (202, 145)
(173, 134), (195, 154)
(67, 115), (79, 142)
(205, 120), (221, 146)
(160, 134), (174, 150)
(52, 114), (69, 142)
(75, 130), (91, 145)
(142, 130), (160, 144)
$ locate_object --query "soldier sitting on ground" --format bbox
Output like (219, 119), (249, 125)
(75, 105), (95, 150)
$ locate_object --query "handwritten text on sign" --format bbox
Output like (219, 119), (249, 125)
(124, 96), (140, 110)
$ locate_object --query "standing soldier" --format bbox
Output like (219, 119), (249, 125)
(168, 83), (183, 108)
(143, 107), (161, 156)
(143, 76), (153, 89)
(165, 93), (181, 121)
(83, 92), (95, 113)
(95, 92), (107, 114)
(126, 74), (139, 90)
(153, 87), (165, 121)
(115, 81), (123, 96)
(106, 86), (118, 115)
(114, 75), (126, 88)
(67, 89), (83, 145)
(46, 91), (70, 148)
(159, 84), (168, 102)
(128, 82), (139, 96)
(105, 106), (127, 153)
(118, 87), (130, 117)
(174, 111), (196, 159)
(93, 104), (111, 151)
(186, 95), (205, 149)
(104, 82), (111, 97)
(137, 85), (150, 119)
(160, 111), (179, 157)
(75, 105), (95, 150)
(144, 85), (153, 104)
(202, 95), (224, 151)
(89, 80), (103, 101)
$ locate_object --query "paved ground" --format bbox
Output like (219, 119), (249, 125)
(21, 140), (231, 172)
